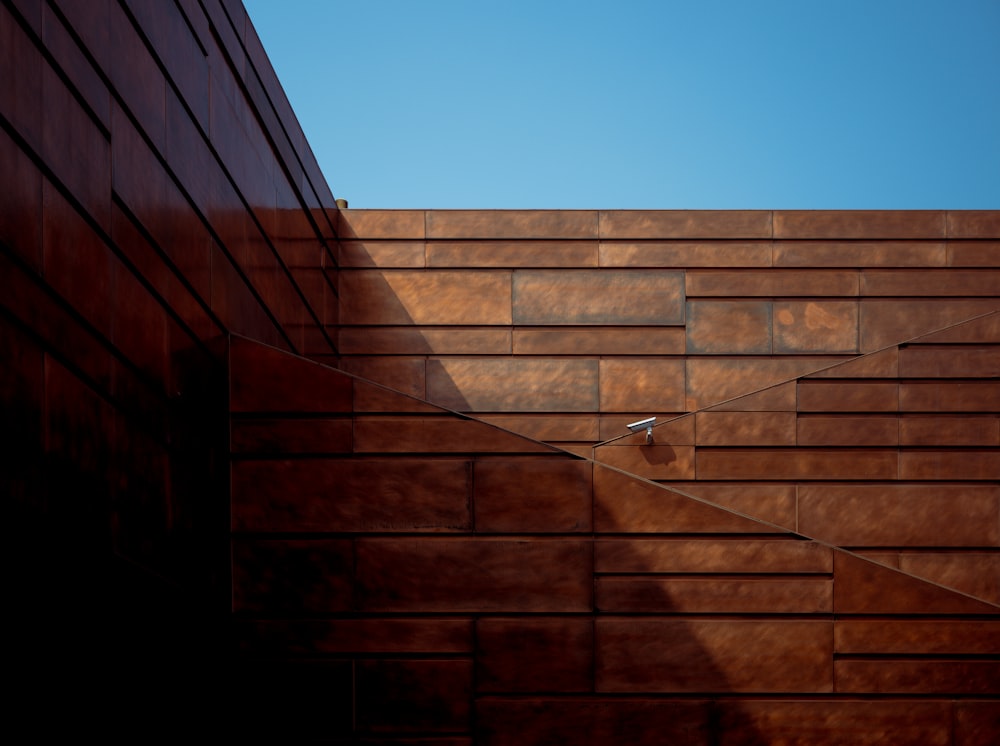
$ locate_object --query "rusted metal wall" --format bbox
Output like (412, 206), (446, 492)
(335, 208), (1000, 454)
(230, 335), (1000, 744)
(1, 0), (337, 731)
(4, 0), (999, 741)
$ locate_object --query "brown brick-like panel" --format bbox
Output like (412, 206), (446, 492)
(477, 699), (711, 746)
(513, 270), (684, 325)
(600, 210), (772, 239)
(593, 465), (777, 533)
(596, 619), (833, 693)
(231, 458), (473, 533)
(600, 241), (772, 267)
(798, 483), (1000, 547)
(697, 448), (898, 480)
(340, 270), (512, 325)
(595, 538), (832, 573)
(428, 240), (599, 267)
(474, 458), (592, 532)
(338, 209), (425, 239)
(356, 659), (473, 733)
(716, 700), (953, 746)
(231, 539), (354, 613)
(355, 538), (593, 612)
(427, 210), (598, 239)
(476, 618), (593, 693)
(773, 210), (947, 239)
(774, 241), (947, 267)
(427, 357), (599, 412)
(596, 577), (832, 613)
(686, 301), (771, 354)
(833, 553), (999, 614)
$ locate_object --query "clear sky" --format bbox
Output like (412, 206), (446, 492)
(243, 0), (1000, 210)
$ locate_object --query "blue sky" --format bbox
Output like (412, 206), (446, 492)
(243, 0), (1000, 210)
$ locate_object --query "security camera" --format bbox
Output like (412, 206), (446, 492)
(626, 417), (656, 444)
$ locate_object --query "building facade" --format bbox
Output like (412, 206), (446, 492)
(2, 0), (998, 741)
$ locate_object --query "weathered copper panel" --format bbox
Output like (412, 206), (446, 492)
(835, 620), (1000, 654)
(337, 240), (425, 267)
(860, 298), (1000, 351)
(833, 552), (999, 614)
(476, 699), (711, 746)
(898, 553), (1000, 605)
(596, 577), (833, 613)
(773, 301), (859, 353)
(900, 381), (1000, 411)
(917, 311), (1000, 343)
(231, 539), (354, 613)
(426, 357), (599, 412)
(476, 618), (592, 692)
(339, 270), (512, 325)
(595, 538), (832, 573)
(947, 211), (1000, 239)
(0, 130), (42, 269)
(427, 240), (598, 267)
(687, 359), (841, 411)
(481, 414), (600, 442)
(717, 700), (952, 746)
(599, 359), (686, 413)
(474, 458), (592, 532)
(236, 618), (473, 655)
(686, 269), (858, 297)
(352, 376), (442, 414)
(43, 3), (111, 129)
(900, 345), (1000, 377)
(774, 241), (947, 267)
(806, 347), (898, 378)
(599, 210), (772, 239)
(862, 269), (1000, 296)
(686, 301), (771, 354)
(703, 380), (798, 413)
(354, 416), (554, 454)
(356, 659), (472, 733)
(835, 660), (1000, 695)
(695, 411), (796, 446)
(514, 327), (685, 355)
(698, 448), (898, 480)
(232, 458), (472, 532)
(595, 444), (695, 479)
(900, 415), (999, 446)
(230, 337), (352, 412)
(798, 483), (1000, 547)
(513, 270), (684, 325)
(340, 326), (512, 355)
(341, 356), (427, 398)
(42, 57), (112, 230)
(955, 702), (1000, 746)
(600, 241), (772, 267)
(426, 210), (598, 239)
(43, 183), (113, 337)
(2, 2), (43, 149)
(593, 465), (777, 533)
(797, 381), (898, 412)
(796, 414), (898, 446)
(949, 241), (1000, 266)
(900, 450), (1000, 480)
(596, 619), (833, 693)
(338, 209), (425, 239)
(773, 210), (946, 239)
(355, 538), (593, 611)
(660, 481), (797, 529)
(231, 418), (353, 454)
